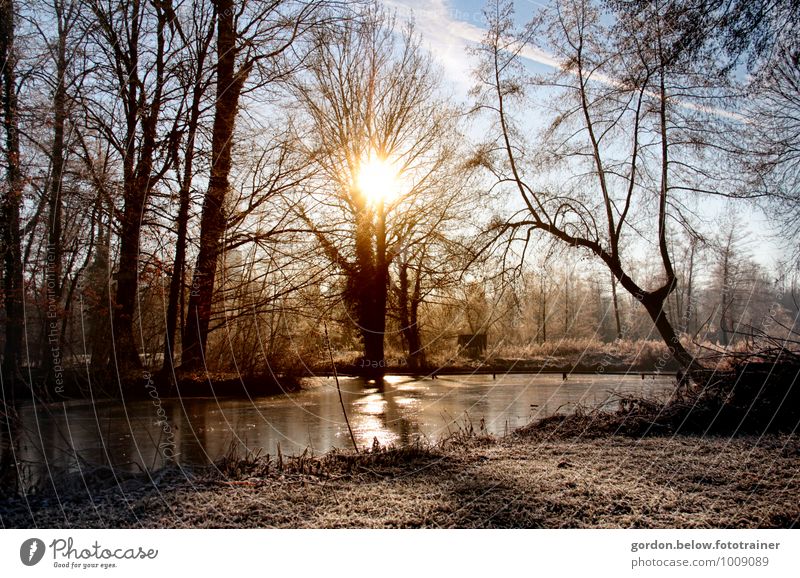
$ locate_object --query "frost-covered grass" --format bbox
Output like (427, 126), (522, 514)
(2, 433), (797, 528)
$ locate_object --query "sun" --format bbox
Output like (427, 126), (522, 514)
(356, 153), (401, 206)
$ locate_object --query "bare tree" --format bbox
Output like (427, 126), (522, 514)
(291, 5), (471, 378)
(743, 47), (800, 255)
(390, 228), (476, 370)
(621, 1), (800, 259)
(473, 0), (741, 372)
(181, 0), (328, 370)
(1, 0), (24, 387)
(79, 0), (179, 375)
(14, 0), (87, 383)
(160, 0), (216, 376)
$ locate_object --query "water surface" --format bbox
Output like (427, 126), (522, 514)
(5, 373), (673, 487)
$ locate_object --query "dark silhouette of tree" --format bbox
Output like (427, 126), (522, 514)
(23, 0), (84, 382)
(292, 5), (470, 379)
(160, 1), (215, 376)
(80, 0), (178, 376)
(1, 0), (24, 388)
(181, 0), (327, 370)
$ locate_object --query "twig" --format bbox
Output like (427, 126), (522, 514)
(324, 321), (358, 453)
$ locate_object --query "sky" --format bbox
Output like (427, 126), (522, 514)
(382, 0), (786, 270)
(384, 0), (555, 98)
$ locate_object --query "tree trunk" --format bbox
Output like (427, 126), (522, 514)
(641, 292), (695, 370)
(0, 409), (20, 497)
(611, 271), (622, 340)
(112, 186), (146, 374)
(607, 252), (695, 373)
(682, 238), (696, 334)
(1, 0), (24, 389)
(182, 0), (245, 370)
(348, 197), (389, 382)
(362, 312), (385, 379)
(363, 204), (388, 381)
(162, 87), (202, 376)
(162, 175), (189, 375)
(563, 271), (569, 336)
(406, 275), (425, 371)
(539, 274), (547, 343)
(719, 246), (731, 346)
(109, 2), (166, 377)
(88, 214), (112, 373)
(42, 5), (67, 378)
(397, 259), (425, 371)
(359, 270), (386, 379)
(397, 260), (411, 363)
(354, 267), (388, 380)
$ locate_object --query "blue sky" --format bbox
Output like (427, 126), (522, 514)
(383, 0), (784, 270)
(385, 0), (556, 98)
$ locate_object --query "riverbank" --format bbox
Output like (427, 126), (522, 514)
(4, 363), (665, 405)
(2, 430), (797, 528)
(5, 368), (302, 402)
(3, 363), (798, 528)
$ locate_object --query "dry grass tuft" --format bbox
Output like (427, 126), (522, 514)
(210, 438), (445, 486)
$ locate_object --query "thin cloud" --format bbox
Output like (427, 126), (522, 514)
(387, 0), (742, 121)
(385, 0), (561, 82)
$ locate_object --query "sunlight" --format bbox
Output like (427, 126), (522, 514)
(356, 152), (402, 206)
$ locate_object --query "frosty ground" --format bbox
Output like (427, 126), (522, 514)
(2, 432), (797, 528)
